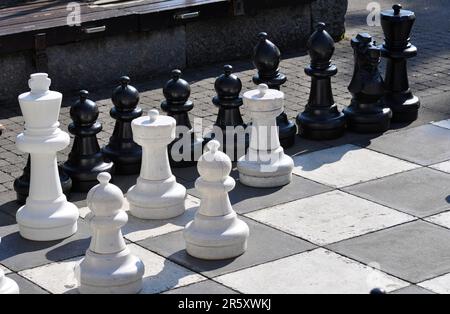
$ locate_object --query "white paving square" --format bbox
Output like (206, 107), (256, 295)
(216, 248), (408, 294)
(292, 144), (419, 188)
(246, 191), (415, 245)
(430, 161), (450, 174)
(79, 195), (200, 242)
(419, 273), (450, 294)
(19, 244), (205, 294)
(432, 119), (450, 130)
(425, 212), (450, 229)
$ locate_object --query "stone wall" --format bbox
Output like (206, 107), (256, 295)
(0, 0), (348, 104)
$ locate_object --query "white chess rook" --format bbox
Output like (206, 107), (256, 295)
(184, 140), (249, 260)
(76, 173), (144, 294)
(0, 238), (19, 294)
(15, 73), (78, 241)
(127, 110), (186, 219)
(237, 84), (294, 188)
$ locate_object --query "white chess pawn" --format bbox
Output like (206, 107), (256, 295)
(76, 172), (144, 294)
(127, 109), (186, 219)
(184, 140), (249, 260)
(0, 238), (19, 294)
(237, 84), (294, 187)
(16, 73), (78, 241)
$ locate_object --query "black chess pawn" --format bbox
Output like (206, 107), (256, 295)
(206, 65), (248, 161)
(296, 23), (346, 140)
(62, 91), (114, 192)
(380, 4), (420, 122)
(344, 33), (392, 133)
(161, 70), (204, 168)
(102, 76), (142, 175)
(252, 32), (296, 148)
(14, 155), (72, 205)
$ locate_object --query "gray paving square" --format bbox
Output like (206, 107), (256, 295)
(138, 217), (316, 278)
(163, 280), (237, 294)
(328, 221), (450, 283)
(0, 219), (91, 272)
(187, 172), (331, 215)
(390, 285), (435, 294)
(344, 167), (450, 217)
(361, 124), (450, 166)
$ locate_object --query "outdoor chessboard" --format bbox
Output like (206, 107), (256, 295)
(1, 117), (450, 294)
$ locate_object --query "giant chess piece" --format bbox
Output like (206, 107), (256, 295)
(76, 172), (144, 294)
(253, 32), (296, 148)
(63, 91), (114, 192)
(102, 76), (142, 174)
(14, 156), (72, 205)
(380, 4), (420, 122)
(238, 84), (294, 188)
(344, 33), (392, 133)
(0, 239), (19, 294)
(127, 110), (186, 220)
(161, 70), (204, 168)
(205, 65), (248, 161)
(296, 23), (346, 140)
(15, 73), (78, 241)
(184, 140), (249, 260)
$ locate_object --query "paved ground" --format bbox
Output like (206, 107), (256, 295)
(1, 0), (450, 294)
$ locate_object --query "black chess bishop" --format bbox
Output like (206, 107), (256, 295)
(253, 32), (296, 148)
(296, 22), (346, 140)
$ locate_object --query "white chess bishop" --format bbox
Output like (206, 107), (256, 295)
(184, 140), (249, 260)
(76, 172), (144, 294)
(15, 73), (79, 241)
(237, 84), (294, 188)
(0, 238), (19, 294)
(127, 109), (186, 219)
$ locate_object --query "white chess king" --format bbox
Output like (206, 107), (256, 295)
(0, 238), (19, 294)
(76, 173), (144, 294)
(184, 140), (249, 260)
(127, 109), (186, 219)
(15, 73), (78, 241)
(237, 84), (294, 188)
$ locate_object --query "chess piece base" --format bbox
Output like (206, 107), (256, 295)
(296, 112), (346, 140)
(127, 175), (186, 220)
(384, 93), (420, 123)
(16, 195), (78, 241)
(63, 161), (114, 192)
(101, 146), (141, 175)
(237, 149), (294, 188)
(76, 247), (144, 294)
(184, 212), (249, 260)
(344, 106), (392, 134)
(14, 166), (73, 205)
(0, 274), (19, 294)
